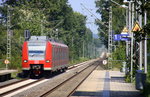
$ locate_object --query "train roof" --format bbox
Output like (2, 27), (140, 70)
(50, 41), (68, 48)
(27, 36), (68, 48)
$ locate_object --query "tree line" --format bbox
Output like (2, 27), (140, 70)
(0, 0), (100, 69)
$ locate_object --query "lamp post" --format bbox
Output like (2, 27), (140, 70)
(111, 0), (130, 64)
(115, 0), (134, 81)
(144, 0), (147, 73)
(137, 0), (143, 70)
(124, 0), (134, 82)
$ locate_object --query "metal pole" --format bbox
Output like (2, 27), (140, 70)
(129, 1), (133, 81)
(6, 5), (11, 69)
(139, 0), (143, 70)
(108, 6), (112, 69)
(131, 3), (134, 28)
(83, 41), (84, 58)
(41, 19), (43, 35)
(108, 7), (112, 54)
(126, 41), (128, 58)
(144, 0), (147, 73)
(131, 1), (135, 81)
(72, 37), (74, 62)
(126, 8), (129, 59)
(126, 8), (128, 28)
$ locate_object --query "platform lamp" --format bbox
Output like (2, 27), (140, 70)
(123, 0), (135, 82)
(123, 0), (130, 3)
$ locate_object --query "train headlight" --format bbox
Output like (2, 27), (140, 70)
(24, 60), (28, 63)
(46, 60), (50, 63)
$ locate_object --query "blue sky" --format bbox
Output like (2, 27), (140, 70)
(0, 0), (100, 34)
(68, 0), (100, 34)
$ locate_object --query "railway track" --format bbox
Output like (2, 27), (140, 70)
(0, 59), (101, 97)
(0, 79), (28, 89)
(67, 59), (94, 70)
(40, 60), (100, 97)
(0, 78), (45, 97)
(0, 60), (93, 89)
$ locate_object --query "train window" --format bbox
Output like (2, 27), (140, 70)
(62, 48), (64, 59)
(54, 47), (55, 61)
(56, 46), (58, 61)
(58, 48), (59, 60)
(28, 45), (46, 60)
(54, 47), (56, 66)
(60, 47), (61, 60)
(65, 49), (66, 60)
(29, 51), (44, 53)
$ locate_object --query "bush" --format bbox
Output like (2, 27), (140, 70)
(69, 57), (89, 66)
(144, 81), (150, 97)
(144, 55), (150, 97)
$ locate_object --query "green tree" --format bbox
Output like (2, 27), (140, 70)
(0, 0), (94, 69)
(95, 0), (126, 48)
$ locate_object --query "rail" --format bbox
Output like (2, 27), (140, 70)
(40, 61), (99, 97)
(0, 78), (45, 97)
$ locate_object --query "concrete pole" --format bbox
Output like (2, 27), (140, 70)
(144, 0), (147, 73)
(126, 7), (129, 59)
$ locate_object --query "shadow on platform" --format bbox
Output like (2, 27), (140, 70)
(72, 91), (101, 96)
(71, 90), (144, 97)
(111, 76), (125, 83)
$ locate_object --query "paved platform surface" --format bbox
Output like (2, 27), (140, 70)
(0, 70), (17, 75)
(71, 68), (144, 97)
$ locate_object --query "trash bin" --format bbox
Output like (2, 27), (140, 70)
(135, 70), (146, 90)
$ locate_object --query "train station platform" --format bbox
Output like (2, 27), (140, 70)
(71, 69), (144, 97)
(0, 70), (17, 82)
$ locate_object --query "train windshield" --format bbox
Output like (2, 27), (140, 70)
(28, 43), (46, 60)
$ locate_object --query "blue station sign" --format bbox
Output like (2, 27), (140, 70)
(114, 34), (130, 41)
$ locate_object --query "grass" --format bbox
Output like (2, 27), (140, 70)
(0, 60), (6, 69)
(11, 68), (22, 79)
(144, 80), (150, 97)
(143, 56), (150, 97)
(1, 57), (90, 79)
(106, 61), (122, 71)
(69, 57), (89, 66)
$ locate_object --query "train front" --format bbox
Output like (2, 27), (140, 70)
(22, 36), (52, 77)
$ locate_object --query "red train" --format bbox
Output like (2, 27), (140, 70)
(21, 36), (69, 77)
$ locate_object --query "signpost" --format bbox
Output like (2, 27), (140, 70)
(132, 22), (143, 71)
(103, 60), (108, 65)
(122, 27), (129, 33)
(4, 59), (10, 70)
(132, 22), (142, 32)
(114, 27), (130, 41)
